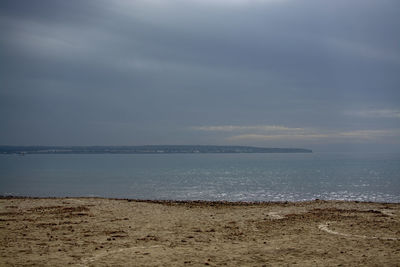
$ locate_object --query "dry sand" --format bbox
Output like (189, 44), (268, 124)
(1, 197), (399, 266)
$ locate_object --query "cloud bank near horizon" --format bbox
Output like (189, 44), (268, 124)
(192, 124), (400, 144)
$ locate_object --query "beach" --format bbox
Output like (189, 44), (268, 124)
(1, 198), (399, 266)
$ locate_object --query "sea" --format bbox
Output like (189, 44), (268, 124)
(0, 152), (399, 202)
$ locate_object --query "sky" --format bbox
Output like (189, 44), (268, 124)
(1, 0), (399, 152)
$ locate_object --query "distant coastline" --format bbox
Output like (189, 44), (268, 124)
(0, 145), (312, 154)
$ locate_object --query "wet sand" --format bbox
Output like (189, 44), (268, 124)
(1, 197), (399, 266)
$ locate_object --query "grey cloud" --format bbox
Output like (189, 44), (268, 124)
(1, 0), (399, 151)
(347, 109), (400, 119)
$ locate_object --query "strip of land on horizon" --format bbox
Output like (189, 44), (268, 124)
(0, 145), (312, 154)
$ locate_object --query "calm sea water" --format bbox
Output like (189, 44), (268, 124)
(0, 152), (399, 202)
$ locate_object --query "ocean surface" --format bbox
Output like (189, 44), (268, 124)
(0, 152), (399, 202)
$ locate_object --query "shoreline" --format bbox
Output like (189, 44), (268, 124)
(1, 195), (398, 204)
(1, 197), (399, 266)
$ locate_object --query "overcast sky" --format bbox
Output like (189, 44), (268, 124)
(1, 0), (399, 152)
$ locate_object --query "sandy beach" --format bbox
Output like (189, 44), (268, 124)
(1, 197), (399, 266)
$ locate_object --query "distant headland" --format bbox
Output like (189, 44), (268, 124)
(0, 145), (312, 154)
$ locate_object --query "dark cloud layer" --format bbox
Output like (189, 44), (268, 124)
(1, 0), (399, 151)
